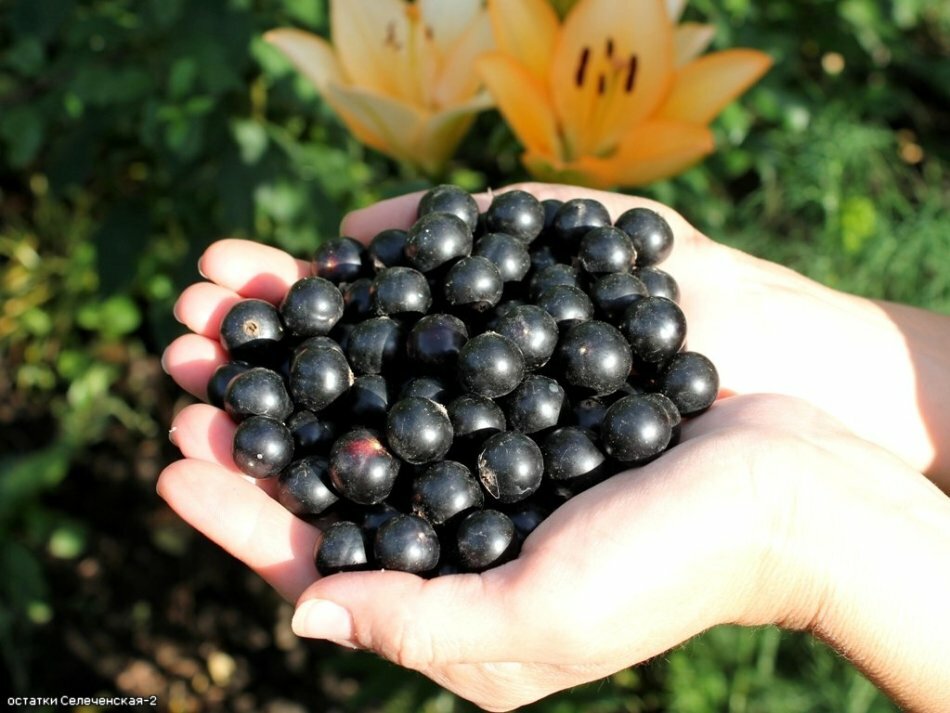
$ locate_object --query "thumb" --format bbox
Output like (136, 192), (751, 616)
(291, 567), (539, 670)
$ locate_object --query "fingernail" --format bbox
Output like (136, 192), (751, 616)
(168, 426), (179, 446)
(160, 350), (170, 375)
(292, 599), (354, 643)
(197, 257), (209, 280)
(172, 300), (184, 325)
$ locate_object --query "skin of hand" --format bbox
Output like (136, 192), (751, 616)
(160, 183), (950, 711)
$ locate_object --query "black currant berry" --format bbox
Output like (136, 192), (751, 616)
(474, 233), (531, 282)
(286, 410), (338, 455)
(371, 267), (432, 316)
(223, 366), (293, 422)
(540, 198), (563, 230)
(386, 397), (454, 465)
(570, 396), (609, 435)
(279, 276), (344, 337)
(313, 237), (368, 284)
(590, 273), (648, 322)
(329, 428), (401, 505)
(346, 316), (404, 375)
(619, 296), (686, 370)
(477, 431), (544, 504)
(347, 374), (391, 426)
(601, 395), (673, 462)
(508, 501), (549, 541)
(295, 335), (344, 357)
(444, 256), (503, 313)
(417, 184), (479, 233)
(374, 514), (441, 573)
(406, 212), (474, 273)
(457, 332), (526, 399)
(633, 266), (680, 303)
(207, 360), (252, 408)
(447, 394), (507, 445)
(399, 376), (451, 405)
(232, 415), (294, 478)
(411, 460), (484, 525)
(658, 351), (719, 415)
(406, 313), (468, 373)
(368, 228), (409, 269)
(315, 521), (369, 576)
(529, 263), (580, 300)
(535, 285), (593, 328)
(551, 198), (611, 248)
(502, 375), (565, 434)
(456, 509), (518, 572)
(492, 304), (559, 370)
(485, 190), (545, 243)
(219, 298), (285, 361)
(557, 320), (632, 396)
(541, 427), (605, 481)
(277, 456), (339, 517)
(614, 207), (675, 267)
(341, 278), (375, 321)
(578, 226), (637, 275)
(290, 345), (353, 412)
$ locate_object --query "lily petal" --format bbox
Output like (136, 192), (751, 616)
(542, 120), (714, 188)
(434, 11), (494, 108)
(263, 29), (345, 91)
(322, 83), (426, 163)
(476, 52), (561, 159)
(419, 0), (483, 57)
(666, 0), (687, 22)
(487, 0), (560, 84)
(417, 92), (496, 174)
(331, 0), (418, 103)
(550, 0), (674, 158)
(657, 49), (772, 124)
(674, 22), (716, 66)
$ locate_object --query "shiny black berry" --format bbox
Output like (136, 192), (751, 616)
(444, 256), (503, 313)
(219, 298), (285, 361)
(570, 396), (609, 435)
(633, 266), (680, 303)
(290, 345), (353, 412)
(615, 207), (675, 267)
(456, 509), (518, 572)
(386, 397), (453, 465)
(370, 267), (432, 317)
(277, 456), (339, 517)
(541, 427), (605, 481)
(399, 376), (451, 405)
(502, 375), (565, 434)
(223, 366), (293, 422)
(601, 395), (673, 462)
(557, 320), (632, 396)
(477, 431), (544, 504)
(529, 263), (580, 300)
(341, 278), (375, 321)
(406, 213), (474, 273)
(535, 285), (593, 328)
(347, 374), (391, 426)
(508, 501), (549, 541)
(619, 296), (686, 370)
(417, 184), (479, 233)
(658, 351), (719, 415)
(286, 410), (337, 455)
(406, 313), (468, 373)
(368, 228), (409, 269)
(474, 232), (531, 283)
(590, 273), (648, 322)
(279, 276), (344, 337)
(232, 415), (294, 478)
(313, 237), (368, 284)
(207, 360), (252, 408)
(315, 521), (369, 576)
(447, 394), (507, 445)
(457, 332), (526, 399)
(374, 514), (440, 573)
(329, 429), (400, 505)
(578, 226), (637, 275)
(346, 316), (404, 375)
(411, 460), (484, 525)
(485, 190), (545, 243)
(551, 198), (611, 248)
(492, 304), (559, 370)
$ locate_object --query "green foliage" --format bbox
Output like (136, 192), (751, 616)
(0, 0), (947, 709)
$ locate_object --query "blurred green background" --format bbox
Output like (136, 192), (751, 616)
(1, 0), (948, 711)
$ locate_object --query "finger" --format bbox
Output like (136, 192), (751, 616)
(199, 239), (311, 303)
(157, 458), (320, 601)
(170, 403), (240, 472)
(290, 565), (536, 668)
(174, 282), (242, 338)
(340, 190), (428, 243)
(163, 333), (227, 401)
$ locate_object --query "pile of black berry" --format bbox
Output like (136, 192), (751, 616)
(207, 186), (719, 577)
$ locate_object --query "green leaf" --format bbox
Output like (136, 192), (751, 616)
(0, 446), (72, 523)
(94, 202), (151, 295)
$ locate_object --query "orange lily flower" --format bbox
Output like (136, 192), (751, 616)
(265, 0), (493, 175)
(477, 0), (772, 188)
